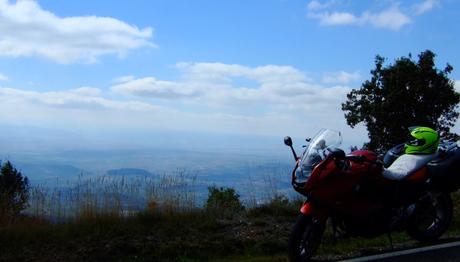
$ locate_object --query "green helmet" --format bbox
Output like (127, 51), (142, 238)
(404, 127), (439, 154)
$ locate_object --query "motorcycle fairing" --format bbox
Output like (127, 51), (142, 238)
(292, 152), (343, 196)
(304, 157), (337, 192)
(300, 201), (313, 215)
(294, 129), (343, 186)
(300, 201), (329, 222)
(304, 151), (381, 220)
(405, 166), (428, 183)
(349, 150), (378, 162)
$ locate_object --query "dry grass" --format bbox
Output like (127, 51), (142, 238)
(2, 189), (460, 261)
(7, 168), (459, 261)
(26, 170), (199, 221)
(24, 165), (291, 221)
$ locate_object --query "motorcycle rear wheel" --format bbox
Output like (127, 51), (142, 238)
(288, 214), (325, 262)
(407, 192), (453, 242)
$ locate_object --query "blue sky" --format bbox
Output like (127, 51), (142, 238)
(0, 0), (459, 149)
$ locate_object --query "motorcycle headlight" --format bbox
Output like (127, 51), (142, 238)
(295, 164), (313, 183)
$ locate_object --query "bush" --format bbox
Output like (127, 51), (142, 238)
(205, 186), (244, 216)
(248, 194), (298, 217)
(0, 161), (29, 222)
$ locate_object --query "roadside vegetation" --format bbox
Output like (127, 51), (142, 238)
(2, 159), (460, 261)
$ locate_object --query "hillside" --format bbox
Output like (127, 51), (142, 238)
(2, 193), (460, 261)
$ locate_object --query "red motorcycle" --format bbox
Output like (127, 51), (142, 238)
(284, 129), (460, 261)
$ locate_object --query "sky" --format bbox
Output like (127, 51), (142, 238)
(0, 0), (459, 151)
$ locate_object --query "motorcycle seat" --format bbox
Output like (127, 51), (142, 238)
(382, 152), (439, 181)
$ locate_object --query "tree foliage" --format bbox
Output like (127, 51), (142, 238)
(205, 186), (244, 216)
(342, 50), (460, 153)
(0, 161), (29, 222)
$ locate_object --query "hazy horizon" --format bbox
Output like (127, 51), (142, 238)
(1, 0), (459, 183)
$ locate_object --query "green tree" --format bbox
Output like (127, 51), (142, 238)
(0, 161), (29, 222)
(205, 186), (244, 216)
(342, 50), (460, 154)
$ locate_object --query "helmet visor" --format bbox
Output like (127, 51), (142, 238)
(407, 138), (426, 147)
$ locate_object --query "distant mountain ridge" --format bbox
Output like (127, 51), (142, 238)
(106, 168), (156, 177)
(17, 163), (83, 180)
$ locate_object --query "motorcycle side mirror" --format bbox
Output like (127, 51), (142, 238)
(284, 136), (298, 161)
(284, 136), (293, 147)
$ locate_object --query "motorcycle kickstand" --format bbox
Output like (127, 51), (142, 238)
(387, 232), (394, 251)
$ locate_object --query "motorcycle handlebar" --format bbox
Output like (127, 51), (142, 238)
(346, 155), (367, 163)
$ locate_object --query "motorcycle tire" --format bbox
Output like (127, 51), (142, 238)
(288, 214), (325, 262)
(407, 192), (453, 242)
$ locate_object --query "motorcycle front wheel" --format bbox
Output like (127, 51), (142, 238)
(407, 192), (453, 242)
(288, 214), (325, 262)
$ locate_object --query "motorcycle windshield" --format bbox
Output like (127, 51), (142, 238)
(295, 129), (343, 183)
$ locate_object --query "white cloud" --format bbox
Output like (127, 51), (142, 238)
(112, 77), (201, 99)
(310, 8), (410, 30)
(455, 80), (460, 93)
(363, 8), (411, 30)
(69, 87), (102, 96)
(307, 2), (412, 30)
(313, 12), (359, 26)
(0, 73), (8, 81)
(323, 71), (360, 84)
(413, 0), (439, 15)
(176, 62), (309, 84)
(0, 0), (153, 63)
(307, 0), (323, 11)
(112, 75), (136, 84)
(307, 0), (336, 11)
(0, 63), (360, 137)
(0, 86), (161, 111)
(0, 85), (350, 137)
(112, 62), (350, 112)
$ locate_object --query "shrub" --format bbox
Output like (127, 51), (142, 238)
(248, 194), (298, 217)
(205, 186), (244, 216)
(0, 161), (29, 222)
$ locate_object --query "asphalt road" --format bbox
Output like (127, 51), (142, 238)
(342, 241), (460, 262)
